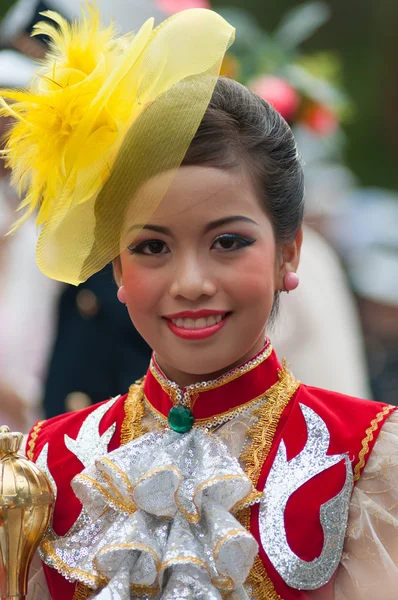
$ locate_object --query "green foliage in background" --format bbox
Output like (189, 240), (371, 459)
(214, 0), (398, 190)
(217, 3), (350, 139)
(0, 0), (17, 23)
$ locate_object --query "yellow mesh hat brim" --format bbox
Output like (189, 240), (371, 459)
(1, 6), (234, 284)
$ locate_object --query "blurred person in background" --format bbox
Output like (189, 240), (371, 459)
(0, 50), (60, 431)
(0, 0), (157, 418)
(326, 188), (398, 406)
(43, 264), (152, 417)
(272, 223), (372, 399)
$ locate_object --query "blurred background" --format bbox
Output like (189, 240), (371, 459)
(0, 0), (397, 431)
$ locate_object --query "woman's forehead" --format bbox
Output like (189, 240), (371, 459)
(146, 165), (263, 224)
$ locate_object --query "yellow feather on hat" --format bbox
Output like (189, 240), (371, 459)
(0, 3), (235, 284)
(0, 3), (153, 229)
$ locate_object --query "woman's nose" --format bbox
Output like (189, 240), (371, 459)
(169, 256), (216, 301)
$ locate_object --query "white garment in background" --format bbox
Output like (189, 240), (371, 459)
(0, 190), (60, 428)
(272, 225), (371, 399)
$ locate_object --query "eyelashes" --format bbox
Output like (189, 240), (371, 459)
(128, 240), (169, 255)
(128, 234), (256, 256)
(212, 234), (256, 252)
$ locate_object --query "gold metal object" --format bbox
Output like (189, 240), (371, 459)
(0, 425), (54, 599)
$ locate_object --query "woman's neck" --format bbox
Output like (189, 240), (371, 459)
(154, 337), (267, 388)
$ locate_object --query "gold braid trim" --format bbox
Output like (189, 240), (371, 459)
(27, 420), (45, 460)
(251, 555), (282, 600)
(237, 505), (283, 600)
(241, 363), (300, 487)
(73, 583), (93, 600)
(237, 362), (300, 600)
(120, 378), (148, 445)
(353, 404), (396, 482)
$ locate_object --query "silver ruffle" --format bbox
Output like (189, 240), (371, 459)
(41, 429), (258, 598)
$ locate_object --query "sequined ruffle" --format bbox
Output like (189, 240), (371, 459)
(40, 429), (258, 598)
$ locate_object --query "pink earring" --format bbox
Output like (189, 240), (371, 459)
(117, 285), (127, 304)
(283, 271), (299, 293)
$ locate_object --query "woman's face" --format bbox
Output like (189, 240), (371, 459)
(116, 165), (299, 385)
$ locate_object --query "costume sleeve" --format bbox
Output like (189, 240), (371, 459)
(332, 410), (398, 599)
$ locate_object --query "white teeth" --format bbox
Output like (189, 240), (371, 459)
(195, 318), (207, 328)
(170, 314), (226, 328)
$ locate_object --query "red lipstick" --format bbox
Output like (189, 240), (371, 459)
(163, 309), (226, 319)
(163, 311), (230, 340)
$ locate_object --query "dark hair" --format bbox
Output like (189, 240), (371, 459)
(183, 77), (304, 246)
(182, 77), (304, 323)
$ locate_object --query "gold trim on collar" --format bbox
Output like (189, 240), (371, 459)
(150, 344), (273, 408)
(353, 404), (396, 482)
(143, 389), (270, 431)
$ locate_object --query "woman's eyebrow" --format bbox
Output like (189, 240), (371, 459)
(127, 216), (258, 236)
(203, 216), (258, 233)
(128, 224), (172, 235)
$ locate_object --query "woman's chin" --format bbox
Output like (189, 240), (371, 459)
(156, 345), (242, 382)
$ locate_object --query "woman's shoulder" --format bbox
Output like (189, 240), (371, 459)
(293, 383), (396, 474)
(298, 381), (395, 419)
(25, 392), (133, 535)
(26, 392), (129, 462)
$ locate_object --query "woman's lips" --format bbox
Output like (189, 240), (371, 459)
(163, 312), (230, 340)
(164, 310), (227, 319)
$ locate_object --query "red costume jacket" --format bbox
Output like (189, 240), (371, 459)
(27, 345), (395, 600)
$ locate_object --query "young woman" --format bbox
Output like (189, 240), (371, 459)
(2, 5), (397, 600)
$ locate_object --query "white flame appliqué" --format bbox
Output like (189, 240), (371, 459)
(64, 397), (118, 468)
(259, 403), (353, 590)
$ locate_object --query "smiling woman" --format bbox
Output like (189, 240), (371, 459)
(113, 164), (293, 385)
(2, 4), (398, 600)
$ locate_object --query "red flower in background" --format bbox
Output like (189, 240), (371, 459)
(156, 0), (211, 14)
(301, 103), (338, 136)
(249, 76), (300, 122)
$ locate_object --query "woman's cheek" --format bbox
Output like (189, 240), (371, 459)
(225, 247), (275, 294)
(123, 263), (166, 312)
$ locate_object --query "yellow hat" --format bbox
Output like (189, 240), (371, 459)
(0, 3), (234, 284)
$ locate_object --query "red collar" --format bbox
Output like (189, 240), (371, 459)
(143, 341), (282, 423)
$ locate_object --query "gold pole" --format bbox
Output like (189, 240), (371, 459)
(0, 425), (54, 599)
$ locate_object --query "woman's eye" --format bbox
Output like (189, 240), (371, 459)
(128, 240), (170, 255)
(212, 234), (256, 252)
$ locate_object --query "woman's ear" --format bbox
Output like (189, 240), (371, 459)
(275, 227), (303, 291)
(112, 256), (123, 286)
